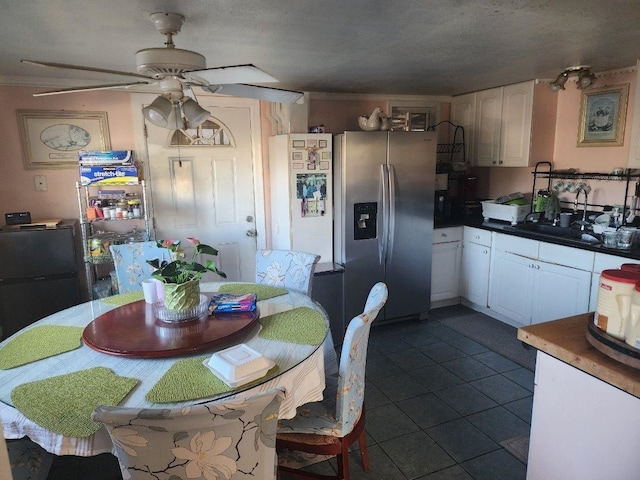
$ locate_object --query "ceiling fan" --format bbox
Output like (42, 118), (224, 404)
(21, 12), (304, 128)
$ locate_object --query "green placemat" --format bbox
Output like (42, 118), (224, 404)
(11, 367), (138, 437)
(101, 291), (144, 305)
(0, 326), (84, 370)
(217, 283), (288, 301)
(259, 307), (327, 345)
(146, 356), (279, 403)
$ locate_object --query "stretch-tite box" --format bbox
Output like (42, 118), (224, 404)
(79, 166), (139, 186)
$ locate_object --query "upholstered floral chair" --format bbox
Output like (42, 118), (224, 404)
(255, 250), (321, 296)
(6, 436), (54, 480)
(255, 249), (339, 377)
(109, 241), (170, 294)
(92, 388), (284, 480)
(277, 282), (388, 480)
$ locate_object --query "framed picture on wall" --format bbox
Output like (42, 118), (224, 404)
(578, 84), (629, 147)
(17, 110), (111, 169)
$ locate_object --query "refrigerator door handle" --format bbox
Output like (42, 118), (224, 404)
(387, 164), (396, 262)
(379, 164), (389, 265)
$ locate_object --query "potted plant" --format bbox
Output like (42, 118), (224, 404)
(147, 238), (226, 313)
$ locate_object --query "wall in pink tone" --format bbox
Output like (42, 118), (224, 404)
(0, 86), (135, 221)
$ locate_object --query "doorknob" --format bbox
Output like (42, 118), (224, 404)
(246, 229), (258, 237)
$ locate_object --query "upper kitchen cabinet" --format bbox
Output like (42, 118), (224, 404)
(455, 80), (557, 167)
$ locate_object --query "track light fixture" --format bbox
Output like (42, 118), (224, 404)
(549, 65), (596, 92)
(142, 95), (211, 129)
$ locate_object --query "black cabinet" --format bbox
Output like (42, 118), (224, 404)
(0, 220), (82, 339)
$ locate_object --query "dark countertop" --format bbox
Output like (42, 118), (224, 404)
(469, 219), (640, 261)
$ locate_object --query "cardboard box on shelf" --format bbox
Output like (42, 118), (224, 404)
(78, 150), (134, 165)
(79, 166), (139, 186)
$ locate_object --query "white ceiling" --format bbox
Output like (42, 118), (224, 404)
(1, 0), (640, 97)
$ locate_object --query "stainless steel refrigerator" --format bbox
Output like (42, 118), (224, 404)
(334, 131), (436, 325)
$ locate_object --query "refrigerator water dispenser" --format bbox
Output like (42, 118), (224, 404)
(354, 202), (377, 240)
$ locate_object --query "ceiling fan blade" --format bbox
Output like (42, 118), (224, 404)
(186, 64), (279, 85)
(21, 59), (150, 80)
(204, 84), (304, 104)
(33, 81), (151, 97)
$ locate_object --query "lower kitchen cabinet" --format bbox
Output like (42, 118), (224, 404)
(431, 228), (462, 304)
(488, 250), (534, 325)
(460, 226), (492, 307)
(489, 233), (592, 327)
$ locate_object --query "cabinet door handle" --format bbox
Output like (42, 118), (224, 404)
(475, 235), (480, 239)
(483, 249), (488, 254)
(442, 233), (447, 237)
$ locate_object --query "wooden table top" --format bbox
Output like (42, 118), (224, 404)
(518, 313), (640, 398)
(82, 300), (259, 358)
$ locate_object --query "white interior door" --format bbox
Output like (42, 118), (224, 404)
(143, 96), (262, 282)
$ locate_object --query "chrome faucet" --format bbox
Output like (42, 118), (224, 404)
(574, 187), (589, 230)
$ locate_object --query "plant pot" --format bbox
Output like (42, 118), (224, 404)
(162, 278), (201, 313)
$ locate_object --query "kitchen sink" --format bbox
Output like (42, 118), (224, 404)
(506, 222), (601, 246)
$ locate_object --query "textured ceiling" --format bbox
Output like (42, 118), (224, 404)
(1, 0), (639, 97)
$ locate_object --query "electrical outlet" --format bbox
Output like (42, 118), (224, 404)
(34, 175), (47, 191)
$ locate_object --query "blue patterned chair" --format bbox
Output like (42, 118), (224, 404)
(277, 282), (388, 480)
(6, 437), (54, 480)
(255, 250), (321, 296)
(255, 249), (338, 378)
(92, 388), (284, 480)
(109, 241), (170, 294)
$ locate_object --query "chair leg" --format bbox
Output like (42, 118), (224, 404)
(338, 441), (350, 480)
(357, 429), (370, 472)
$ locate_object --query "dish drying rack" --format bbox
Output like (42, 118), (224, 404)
(427, 121), (466, 172)
(530, 161), (640, 224)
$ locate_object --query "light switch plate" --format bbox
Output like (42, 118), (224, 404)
(34, 175), (47, 191)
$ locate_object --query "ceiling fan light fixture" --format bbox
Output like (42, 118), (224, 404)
(182, 98), (210, 128)
(142, 95), (173, 127)
(165, 102), (185, 130)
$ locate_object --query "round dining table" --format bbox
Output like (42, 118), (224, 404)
(0, 282), (331, 456)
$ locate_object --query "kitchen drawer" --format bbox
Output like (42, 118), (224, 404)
(433, 226), (463, 244)
(538, 242), (594, 271)
(464, 226), (492, 247)
(593, 252), (632, 274)
(493, 232), (538, 258)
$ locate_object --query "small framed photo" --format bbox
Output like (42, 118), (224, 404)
(578, 83), (629, 147)
(319, 139), (328, 148)
(319, 161), (330, 170)
(307, 139), (318, 148)
(292, 151), (303, 161)
(321, 151), (332, 159)
(307, 164), (317, 170)
(292, 140), (305, 148)
(292, 162), (304, 169)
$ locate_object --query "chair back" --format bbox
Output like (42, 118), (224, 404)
(335, 282), (387, 435)
(255, 249), (321, 296)
(92, 388), (284, 480)
(109, 241), (170, 293)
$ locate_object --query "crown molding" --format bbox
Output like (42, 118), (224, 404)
(307, 91), (451, 102)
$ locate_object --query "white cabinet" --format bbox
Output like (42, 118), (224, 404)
(489, 250), (535, 325)
(489, 233), (592, 327)
(475, 87), (503, 166)
(460, 226), (492, 307)
(431, 227), (463, 304)
(528, 352), (640, 480)
(450, 93), (476, 164)
(471, 80), (557, 167)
